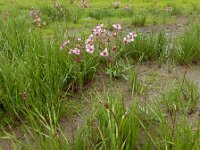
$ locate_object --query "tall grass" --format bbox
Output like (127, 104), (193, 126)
(0, 17), (100, 124)
(116, 8), (134, 17)
(73, 90), (199, 149)
(2, 90), (199, 149)
(131, 14), (147, 27)
(128, 67), (144, 95)
(162, 78), (199, 115)
(124, 31), (168, 62)
(88, 8), (114, 20)
(169, 5), (182, 16)
(174, 23), (200, 64)
(41, 4), (71, 22)
(40, 4), (84, 23)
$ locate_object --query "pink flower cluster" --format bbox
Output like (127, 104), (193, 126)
(60, 40), (70, 49)
(69, 48), (80, 55)
(113, 24), (122, 30)
(93, 24), (104, 36)
(86, 34), (95, 53)
(123, 32), (137, 44)
(30, 8), (46, 27)
(89, 24), (109, 56)
(59, 24), (137, 58)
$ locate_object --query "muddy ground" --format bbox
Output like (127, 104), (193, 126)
(59, 63), (200, 144)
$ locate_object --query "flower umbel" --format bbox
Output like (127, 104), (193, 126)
(69, 48), (80, 55)
(113, 24), (122, 30)
(124, 32), (137, 44)
(86, 44), (95, 54)
(60, 40), (70, 49)
(93, 24), (104, 36)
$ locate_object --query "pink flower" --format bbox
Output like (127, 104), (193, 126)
(60, 40), (70, 49)
(123, 32), (137, 44)
(93, 24), (104, 36)
(100, 48), (109, 57)
(129, 32), (137, 38)
(113, 24), (122, 30)
(86, 34), (94, 44)
(86, 44), (95, 53)
(69, 48), (80, 55)
(123, 37), (127, 43)
(127, 35), (134, 42)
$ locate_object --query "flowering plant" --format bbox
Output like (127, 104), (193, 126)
(59, 24), (137, 79)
